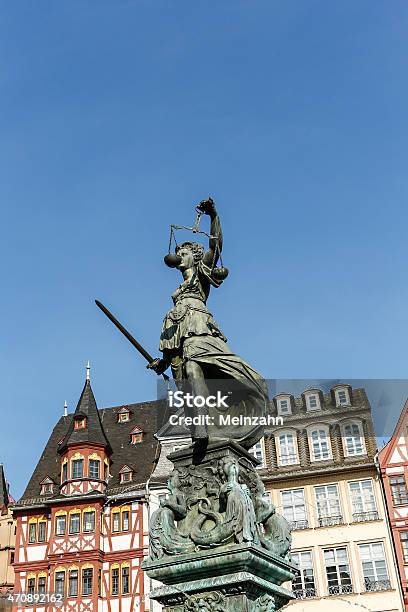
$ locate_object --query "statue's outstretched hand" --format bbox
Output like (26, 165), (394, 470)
(197, 197), (215, 216)
(147, 358), (168, 375)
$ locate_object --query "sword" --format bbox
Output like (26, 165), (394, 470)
(95, 299), (169, 381)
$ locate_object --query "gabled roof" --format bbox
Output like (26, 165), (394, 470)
(379, 397), (408, 466)
(58, 379), (110, 453)
(0, 464), (9, 509)
(18, 398), (166, 505)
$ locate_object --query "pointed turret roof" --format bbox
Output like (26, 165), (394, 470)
(0, 464), (9, 509)
(59, 377), (110, 453)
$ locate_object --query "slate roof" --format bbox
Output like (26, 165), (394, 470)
(17, 398), (166, 506)
(0, 464), (9, 509)
(58, 379), (110, 453)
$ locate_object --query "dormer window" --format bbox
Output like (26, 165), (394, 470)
(117, 407), (131, 423)
(304, 390), (321, 412)
(119, 466), (133, 483)
(276, 395), (292, 416)
(130, 426), (143, 445)
(74, 417), (86, 430)
(40, 477), (54, 495)
(334, 386), (351, 407)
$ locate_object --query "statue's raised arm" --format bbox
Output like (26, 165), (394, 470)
(196, 197), (223, 268)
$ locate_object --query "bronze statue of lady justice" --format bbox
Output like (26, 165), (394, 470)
(147, 198), (268, 447)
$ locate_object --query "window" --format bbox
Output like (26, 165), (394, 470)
(120, 467), (133, 483)
(118, 411), (130, 422)
(122, 566), (130, 594)
(82, 568), (93, 596)
(305, 393), (320, 411)
(310, 428), (331, 461)
(122, 510), (130, 531)
(277, 432), (298, 466)
(74, 417), (86, 430)
(249, 439), (265, 467)
(41, 482), (54, 495)
(10, 552), (14, 565)
(335, 388), (349, 406)
(69, 570), (78, 597)
(55, 571), (66, 596)
(38, 576), (46, 595)
(277, 397), (291, 416)
(111, 567), (119, 596)
(359, 542), (390, 591)
(112, 511), (120, 533)
(291, 551), (316, 598)
(72, 459), (84, 479)
(28, 522), (37, 543)
(390, 476), (408, 505)
(83, 511), (95, 533)
(27, 577), (36, 595)
(400, 532), (408, 563)
(62, 462), (68, 482)
(281, 489), (308, 529)
(69, 512), (81, 534)
(349, 480), (378, 521)
(343, 423), (364, 456)
(324, 547), (352, 595)
(55, 514), (66, 536)
(130, 426), (143, 445)
(89, 460), (100, 479)
(38, 521), (47, 542)
(315, 485), (342, 527)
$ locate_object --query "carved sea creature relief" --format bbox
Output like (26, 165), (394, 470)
(254, 479), (292, 560)
(190, 457), (258, 547)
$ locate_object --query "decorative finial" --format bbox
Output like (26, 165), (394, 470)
(86, 361), (90, 381)
(64, 401), (68, 417)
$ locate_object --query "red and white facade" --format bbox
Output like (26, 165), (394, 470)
(379, 398), (408, 610)
(12, 375), (160, 612)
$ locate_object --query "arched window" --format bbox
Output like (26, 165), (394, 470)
(275, 431), (299, 466)
(342, 422), (365, 456)
(309, 426), (332, 461)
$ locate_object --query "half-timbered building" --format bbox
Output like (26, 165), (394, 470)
(0, 464), (16, 595)
(12, 369), (163, 612)
(379, 398), (408, 611)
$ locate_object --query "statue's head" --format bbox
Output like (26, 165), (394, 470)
(175, 241), (204, 271)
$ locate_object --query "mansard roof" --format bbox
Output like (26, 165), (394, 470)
(0, 464), (9, 509)
(58, 379), (110, 453)
(17, 398), (166, 506)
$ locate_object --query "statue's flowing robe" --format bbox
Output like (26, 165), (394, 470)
(159, 261), (268, 448)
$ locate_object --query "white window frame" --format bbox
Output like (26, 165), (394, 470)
(341, 421), (365, 457)
(281, 488), (307, 525)
(291, 550), (316, 596)
(275, 430), (299, 466)
(304, 391), (321, 412)
(308, 425), (332, 462)
(249, 438), (266, 468)
(323, 546), (352, 594)
(276, 396), (292, 416)
(358, 542), (390, 587)
(334, 387), (350, 407)
(315, 484), (342, 522)
(348, 479), (377, 518)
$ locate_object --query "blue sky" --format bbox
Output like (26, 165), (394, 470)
(1, 1), (408, 497)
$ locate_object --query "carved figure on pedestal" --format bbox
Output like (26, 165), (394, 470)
(149, 472), (194, 559)
(254, 479), (292, 560)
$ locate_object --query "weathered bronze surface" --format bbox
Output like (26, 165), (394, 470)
(149, 198), (268, 448)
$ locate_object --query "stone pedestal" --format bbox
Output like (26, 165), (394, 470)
(142, 441), (296, 611)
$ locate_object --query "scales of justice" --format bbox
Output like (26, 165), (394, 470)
(96, 198), (296, 611)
